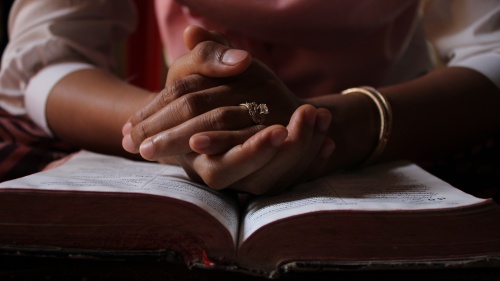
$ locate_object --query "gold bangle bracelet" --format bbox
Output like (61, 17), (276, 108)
(341, 86), (393, 166)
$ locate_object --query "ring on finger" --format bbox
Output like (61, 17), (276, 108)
(240, 102), (269, 125)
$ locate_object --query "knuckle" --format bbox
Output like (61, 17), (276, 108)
(150, 135), (166, 154)
(207, 107), (231, 131)
(180, 94), (203, 119)
(130, 122), (150, 144)
(192, 41), (218, 64)
(158, 88), (171, 106)
(199, 166), (228, 190)
(167, 79), (189, 100)
(129, 108), (148, 125)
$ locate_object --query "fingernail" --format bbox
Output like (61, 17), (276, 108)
(140, 139), (154, 160)
(191, 135), (211, 150)
(221, 49), (248, 66)
(271, 128), (288, 147)
(122, 122), (132, 136)
(122, 134), (136, 153)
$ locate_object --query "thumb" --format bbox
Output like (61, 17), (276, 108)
(167, 42), (251, 85)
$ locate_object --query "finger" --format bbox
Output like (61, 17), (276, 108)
(189, 125), (264, 155)
(125, 74), (224, 130)
(232, 104), (334, 195)
(185, 125), (288, 190)
(270, 107), (334, 191)
(299, 108), (335, 181)
(123, 86), (251, 154)
(166, 40), (251, 85)
(123, 39), (252, 143)
(123, 41), (253, 152)
(187, 104), (318, 194)
(183, 25), (231, 50)
(231, 104), (320, 194)
(138, 106), (255, 160)
(302, 137), (335, 180)
(175, 153), (204, 185)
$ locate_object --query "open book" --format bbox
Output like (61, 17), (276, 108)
(0, 151), (499, 278)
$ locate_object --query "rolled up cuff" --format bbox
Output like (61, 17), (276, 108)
(25, 62), (96, 137)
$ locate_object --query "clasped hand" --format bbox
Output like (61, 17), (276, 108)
(122, 26), (334, 194)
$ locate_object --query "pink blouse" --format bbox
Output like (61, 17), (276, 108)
(155, 0), (422, 98)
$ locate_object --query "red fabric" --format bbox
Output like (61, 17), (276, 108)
(0, 108), (76, 181)
(126, 0), (164, 92)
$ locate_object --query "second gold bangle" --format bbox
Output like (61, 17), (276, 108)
(341, 86), (393, 166)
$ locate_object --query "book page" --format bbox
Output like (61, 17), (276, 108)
(240, 161), (486, 243)
(0, 151), (240, 244)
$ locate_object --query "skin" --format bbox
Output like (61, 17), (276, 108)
(45, 67), (156, 158)
(44, 25), (500, 195)
(121, 26), (500, 194)
(122, 26), (335, 194)
(44, 28), (333, 193)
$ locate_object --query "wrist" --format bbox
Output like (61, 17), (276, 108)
(341, 86), (393, 167)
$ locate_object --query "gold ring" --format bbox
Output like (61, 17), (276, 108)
(240, 102), (269, 125)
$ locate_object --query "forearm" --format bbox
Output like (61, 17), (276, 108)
(381, 67), (500, 161)
(307, 67), (500, 171)
(46, 68), (155, 157)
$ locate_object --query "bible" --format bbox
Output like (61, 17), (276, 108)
(0, 150), (499, 278)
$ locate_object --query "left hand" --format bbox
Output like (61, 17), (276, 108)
(178, 104), (335, 194)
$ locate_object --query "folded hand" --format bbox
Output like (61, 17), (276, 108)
(122, 26), (301, 160)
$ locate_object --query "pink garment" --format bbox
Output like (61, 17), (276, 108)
(155, 0), (420, 98)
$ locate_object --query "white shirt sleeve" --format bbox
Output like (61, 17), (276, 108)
(423, 0), (500, 89)
(0, 0), (137, 134)
(24, 62), (95, 136)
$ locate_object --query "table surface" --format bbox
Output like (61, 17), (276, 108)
(2, 255), (500, 281)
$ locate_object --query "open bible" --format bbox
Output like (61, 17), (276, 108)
(0, 151), (499, 278)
